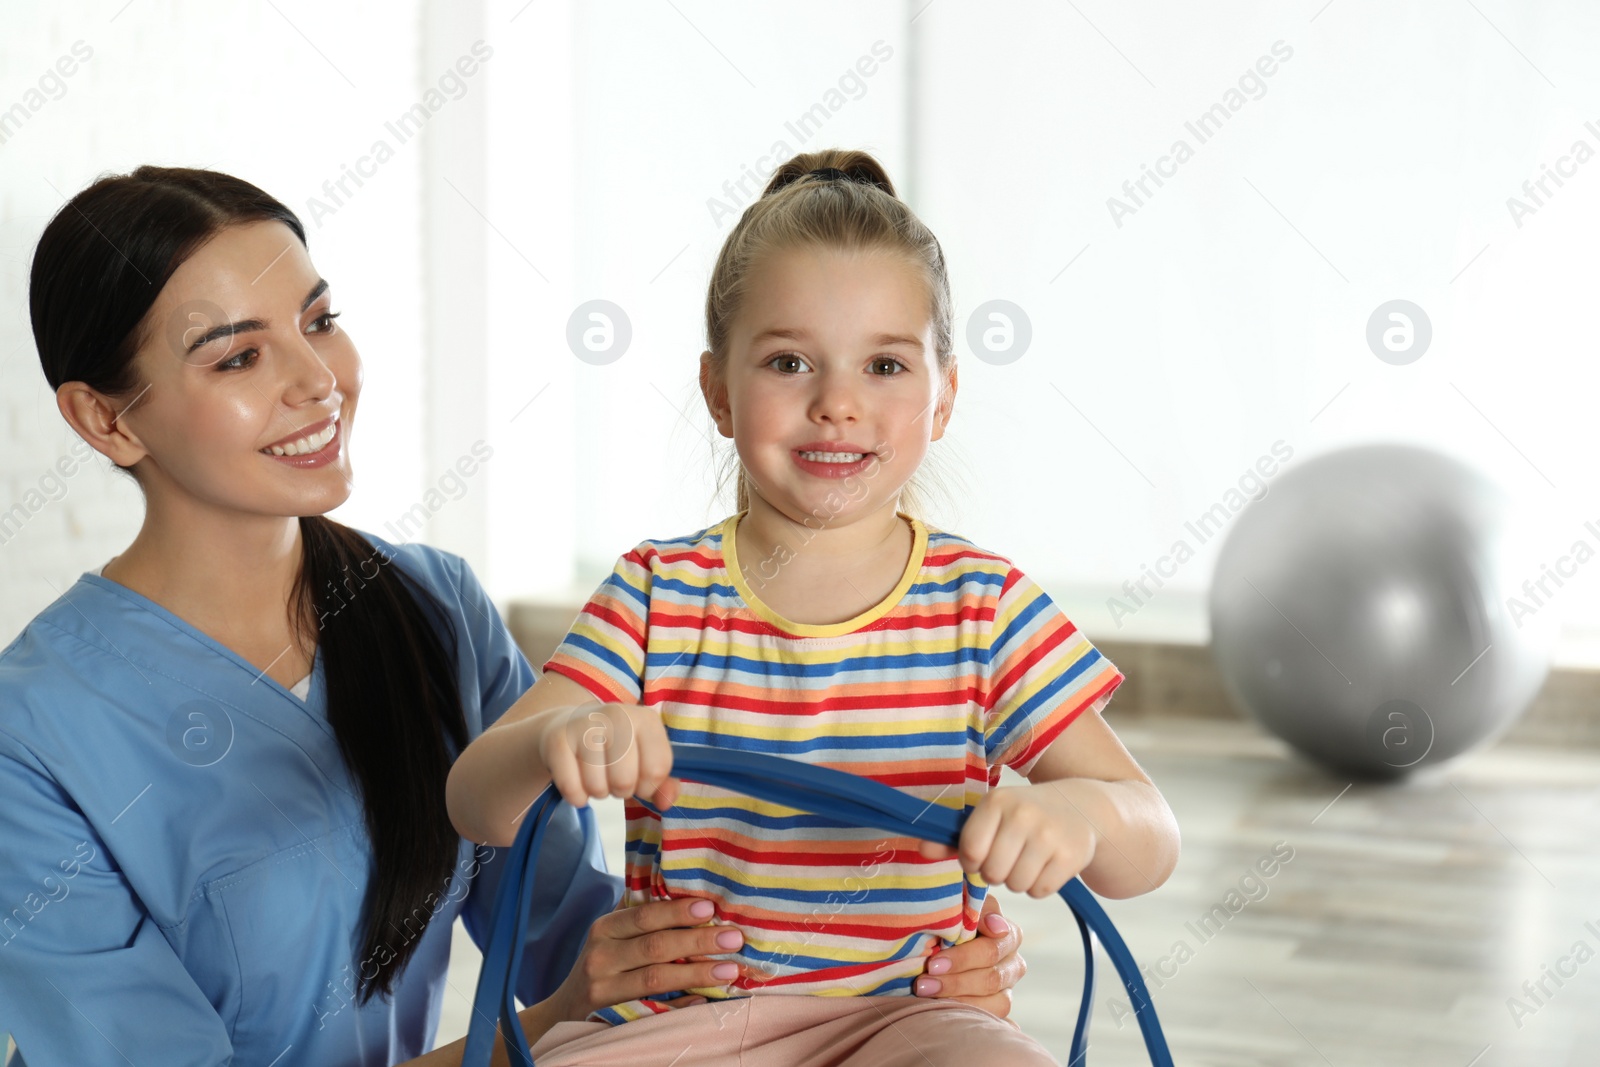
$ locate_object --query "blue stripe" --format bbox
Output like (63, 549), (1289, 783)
(989, 584), (1052, 653)
(656, 801), (951, 833)
(654, 575), (739, 600)
(600, 570), (650, 611)
(906, 570), (1005, 597)
(646, 645), (991, 677)
(741, 931), (936, 970)
(667, 866), (961, 905)
(665, 727), (966, 754)
(557, 632), (640, 692)
(986, 648), (1105, 756)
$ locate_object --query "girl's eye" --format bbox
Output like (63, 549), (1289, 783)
(308, 310), (342, 333)
(871, 357), (906, 376)
(216, 348), (258, 371)
(769, 352), (809, 373)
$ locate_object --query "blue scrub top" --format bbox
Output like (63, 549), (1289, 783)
(0, 532), (622, 1065)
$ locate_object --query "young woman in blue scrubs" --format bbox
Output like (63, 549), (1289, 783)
(0, 168), (1028, 1065)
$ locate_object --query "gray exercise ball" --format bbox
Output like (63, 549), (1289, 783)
(1208, 444), (1556, 779)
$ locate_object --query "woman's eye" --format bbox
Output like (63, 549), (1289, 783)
(308, 310), (342, 333)
(216, 348), (258, 371)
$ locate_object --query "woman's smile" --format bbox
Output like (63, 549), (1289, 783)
(260, 411), (343, 467)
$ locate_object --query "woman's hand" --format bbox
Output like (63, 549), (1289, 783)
(911, 895), (1027, 1020)
(539, 894), (1025, 1026)
(545, 897), (747, 1022)
(534, 700), (679, 812)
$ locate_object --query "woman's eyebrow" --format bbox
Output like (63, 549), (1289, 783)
(301, 278), (329, 311)
(184, 279), (330, 354)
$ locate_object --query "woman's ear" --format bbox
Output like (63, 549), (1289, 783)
(931, 362), (958, 442)
(57, 381), (149, 469)
(699, 351), (733, 438)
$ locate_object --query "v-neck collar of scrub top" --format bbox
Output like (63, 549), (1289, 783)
(86, 564), (315, 699)
(65, 571), (351, 802)
(76, 570), (323, 716)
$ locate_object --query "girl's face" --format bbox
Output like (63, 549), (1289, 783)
(110, 220), (360, 518)
(704, 244), (955, 526)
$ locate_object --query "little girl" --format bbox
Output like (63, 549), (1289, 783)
(447, 149), (1180, 1065)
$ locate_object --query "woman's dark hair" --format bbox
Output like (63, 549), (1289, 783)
(30, 166), (470, 1005)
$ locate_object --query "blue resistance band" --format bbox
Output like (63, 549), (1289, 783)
(462, 743), (1173, 1067)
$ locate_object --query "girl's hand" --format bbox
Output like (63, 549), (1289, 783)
(548, 897), (749, 1020)
(916, 783), (1096, 898)
(534, 701), (679, 811)
(912, 895), (1027, 1020)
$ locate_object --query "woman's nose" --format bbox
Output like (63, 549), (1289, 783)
(282, 332), (337, 402)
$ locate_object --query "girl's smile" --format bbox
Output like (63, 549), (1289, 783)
(708, 245), (954, 532)
(792, 439), (879, 479)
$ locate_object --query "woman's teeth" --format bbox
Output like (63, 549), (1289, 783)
(263, 420), (337, 456)
(799, 450), (867, 463)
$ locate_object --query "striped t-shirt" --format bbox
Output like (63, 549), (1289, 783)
(541, 510), (1124, 1025)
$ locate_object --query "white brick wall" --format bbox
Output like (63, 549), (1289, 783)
(0, 1), (442, 642)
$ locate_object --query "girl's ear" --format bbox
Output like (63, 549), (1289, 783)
(931, 362), (957, 442)
(699, 351), (733, 437)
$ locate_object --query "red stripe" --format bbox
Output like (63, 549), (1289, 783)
(582, 599), (645, 646)
(651, 544), (720, 568)
(1008, 674), (1123, 769)
(647, 603), (995, 637)
(923, 543), (1010, 568)
(665, 836), (934, 867)
(539, 660), (625, 705)
(652, 687), (982, 716)
(987, 615), (1070, 712)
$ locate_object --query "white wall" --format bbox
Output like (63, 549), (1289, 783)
(7, 1), (1600, 663)
(0, 0), (432, 638)
(488, 1), (1600, 662)
(476, 1), (916, 603)
(914, 0), (1600, 650)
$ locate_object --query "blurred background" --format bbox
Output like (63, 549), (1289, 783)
(4, 1), (1600, 1064)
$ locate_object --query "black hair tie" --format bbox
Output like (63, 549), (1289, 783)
(766, 165), (886, 198)
(806, 167), (853, 183)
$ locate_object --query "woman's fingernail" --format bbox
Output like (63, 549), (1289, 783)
(690, 899), (715, 918)
(985, 913), (1010, 935)
(926, 956), (952, 976)
(914, 977), (942, 997)
(716, 929), (743, 950)
(712, 963), (739, 980)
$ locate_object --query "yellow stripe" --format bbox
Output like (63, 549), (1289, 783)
(667, 791), (962, 819)
(660, 854), (962, 891)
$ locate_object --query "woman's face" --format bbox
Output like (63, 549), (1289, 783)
(707, 244), (954, 525)
(117, 220), (360, 517)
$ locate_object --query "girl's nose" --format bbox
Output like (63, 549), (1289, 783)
(809, 371), (861, 422)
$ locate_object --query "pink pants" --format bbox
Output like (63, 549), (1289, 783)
(525, 995), (1059, 1066)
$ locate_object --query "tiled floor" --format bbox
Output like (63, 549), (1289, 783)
(437, 716), (1600, 1066)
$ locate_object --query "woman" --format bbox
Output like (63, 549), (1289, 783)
(0, 167), (1028, 1065)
